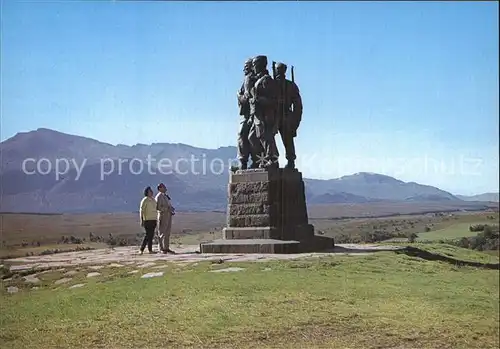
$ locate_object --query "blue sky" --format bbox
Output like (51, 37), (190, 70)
(1, 0), (498, 195)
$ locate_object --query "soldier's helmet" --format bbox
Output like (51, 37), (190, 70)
(276, 62), (287, 74)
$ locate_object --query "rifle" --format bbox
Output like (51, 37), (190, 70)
(272, 61), (276, 80)
(291, 65), (295, 84)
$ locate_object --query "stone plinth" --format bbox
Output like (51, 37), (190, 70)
(200, 239), (300, 254)
(199, 168), (335, 254)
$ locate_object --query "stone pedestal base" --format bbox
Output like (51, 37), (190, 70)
(199, 168), (335, 254)
(222, 224), (314, 241)
(200, 239), (300, 254)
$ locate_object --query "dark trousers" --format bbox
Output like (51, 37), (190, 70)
(237, 117), (252, 162)
(279, 127), (296, 162)
(141, 220), (157, 252)
(248, 117), (278, 166)
(238, 116), (263, 166)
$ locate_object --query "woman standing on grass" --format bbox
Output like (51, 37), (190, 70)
(139, 186), (158, 254)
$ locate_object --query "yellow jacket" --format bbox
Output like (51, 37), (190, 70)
(140, 196), (157, 221)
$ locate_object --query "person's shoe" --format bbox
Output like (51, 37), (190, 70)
(148, 250), (157, 254)
(166, 249), (177, 254)
(139, 249), (144, 255)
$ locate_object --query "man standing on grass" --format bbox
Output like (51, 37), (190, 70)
(155, 183), (176, 254)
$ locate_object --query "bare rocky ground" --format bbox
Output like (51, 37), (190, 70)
(0, 244), (408, 293)
(4, 244), (403, 272)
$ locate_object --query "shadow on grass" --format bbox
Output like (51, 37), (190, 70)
(395, 246), (500, 270)
(329, 246), (403, 254)
(324, 245), (500, 270)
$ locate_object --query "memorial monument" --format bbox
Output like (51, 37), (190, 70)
(200, 55), (335, 253)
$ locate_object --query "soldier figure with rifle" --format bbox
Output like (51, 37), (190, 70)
(273, 61), (303, 169)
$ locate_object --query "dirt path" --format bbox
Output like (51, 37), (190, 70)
(3, 244), (403, 271)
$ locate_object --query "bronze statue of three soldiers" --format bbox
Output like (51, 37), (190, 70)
(237, 55), (303, 170)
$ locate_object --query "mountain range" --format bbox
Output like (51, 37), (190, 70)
(457, 193), (499, 202)
(0, 128), (497, 213)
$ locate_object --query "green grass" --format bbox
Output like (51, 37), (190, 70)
(1, 248), (499, 349)
(417, 222), (493, 241)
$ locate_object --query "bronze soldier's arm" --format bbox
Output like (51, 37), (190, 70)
(239, 75), (256, 105)
(237, 81), (246, 105)
(243, 75), (254, 99)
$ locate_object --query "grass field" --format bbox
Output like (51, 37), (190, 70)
(1, 245), (498, 349)
(417, 222), (495, 241)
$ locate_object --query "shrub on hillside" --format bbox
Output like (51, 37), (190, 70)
(470, 224), (487, 232)
(0, 265), (13, 280)
(106, 233), (138, 247)
(69, 236), (83, 244)
(39, 246), (94, 256)
(457, 237), (470, 249)
(117, 238), (130, 247)
(89, 232), (105, 242)
(452, 227), (499, 252)
(332, 228), (408, 244)
(407, 232), (418, 243)
(106, 234), (117, 247)
(359, 230), (395, 243)
(40, 249), (59, 255)
(469, 224), (499, 233)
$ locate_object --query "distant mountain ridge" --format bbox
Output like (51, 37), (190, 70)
(304, 172), (458, 203)
(0, 128), (478, 213)
(457, 193), (499, 203)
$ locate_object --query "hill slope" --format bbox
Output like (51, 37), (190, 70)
(0, 128), (467, 213)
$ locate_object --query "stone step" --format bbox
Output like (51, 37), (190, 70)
(223, 227), (275, 239)
(299, 235), (336, 252)
(199, 239), (301, 254)
(223, 225), (315, 241)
